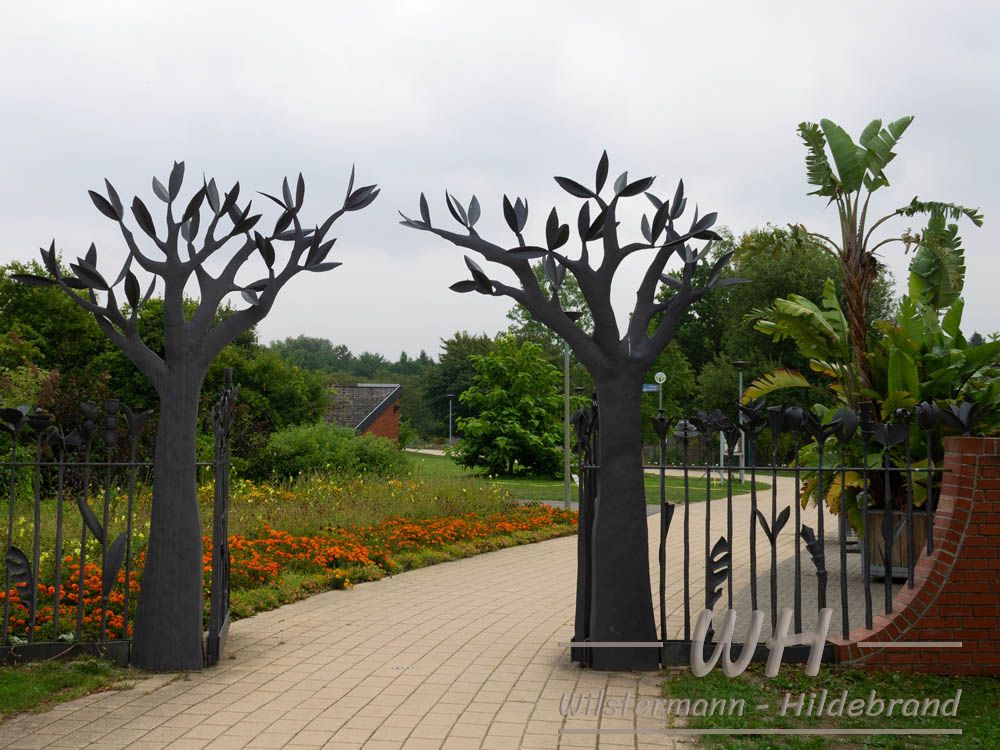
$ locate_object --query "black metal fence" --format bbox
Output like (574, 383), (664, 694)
(573, 400), (956, 667)
(1, 374), (235, 666)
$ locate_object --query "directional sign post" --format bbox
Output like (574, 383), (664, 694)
(654, 371), (666, 412)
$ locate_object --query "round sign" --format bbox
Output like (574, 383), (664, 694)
(654, 371), (666, 384)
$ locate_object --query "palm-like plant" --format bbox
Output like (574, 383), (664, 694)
(794, 116), (982, 393)
(746, 278), (858, 404)
(746, 212), (1000, 421)
(747, 236), (1000, 526)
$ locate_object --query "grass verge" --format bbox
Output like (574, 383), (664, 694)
(0, 658), (130, 720)
(410, 452), (767, 503)
(661, 664), (1000, 749)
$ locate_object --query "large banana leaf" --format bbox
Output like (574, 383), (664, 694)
(752, 280), (850, 368)
(897, 197), (984, 227)
(859, 116), (913, 190)
(820, 119), (868, 194)
(907, 208), (966, 310)
(809, 359), (840, 379)
(824, 470), (864, 515)
(819, 278), (850, 339)
(958, 338), (1000, 377)
(887, 348), (920, 400)
(798, 122), (838, 198)
(742, 368), (812, 401)
(941, 298), (964, 341)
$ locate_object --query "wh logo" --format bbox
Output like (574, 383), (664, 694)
(690, 607), (833, 677)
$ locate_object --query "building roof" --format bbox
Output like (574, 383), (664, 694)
(327, 383), (402, 432)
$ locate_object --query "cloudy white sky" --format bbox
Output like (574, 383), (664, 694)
(2, 1), (997, 360)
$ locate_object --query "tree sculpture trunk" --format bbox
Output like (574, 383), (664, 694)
(588, 370), (658, 670)
(131, 368), (206, 670)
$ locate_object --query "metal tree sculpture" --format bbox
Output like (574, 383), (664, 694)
(402, 153), (740, 669)
(15, 162), (378, 669)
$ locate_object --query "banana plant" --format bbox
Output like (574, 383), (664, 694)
(871, 296), (1000, 418)
(748, 208), (998, 418)
(746, 217), (1000, 524)
(793, 115), (982, 395)
(746, 278), (863, 406)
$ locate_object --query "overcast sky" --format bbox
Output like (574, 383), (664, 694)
(2, 1), (997, 360)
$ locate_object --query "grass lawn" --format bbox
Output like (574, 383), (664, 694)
(410, 452), (768, 503)
(661, 664), (1000, 748)
(0, 658), (131, 719)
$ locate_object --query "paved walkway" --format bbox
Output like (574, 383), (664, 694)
(2, 478), (880, 750)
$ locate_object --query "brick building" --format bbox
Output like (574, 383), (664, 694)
(326, 383), (402, 442)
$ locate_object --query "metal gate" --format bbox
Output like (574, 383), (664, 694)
(1, 374), (236, 666)
(571, 399), (952, 668)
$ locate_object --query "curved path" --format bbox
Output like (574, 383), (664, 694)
(2, 476), (877, 750)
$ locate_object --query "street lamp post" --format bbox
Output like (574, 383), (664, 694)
(564, 341), (571, 509)
(654, 371), (666, 467)
(732, 360), (750, 482)
(446, 393), (455, 447)
(563, 312), (583, 510)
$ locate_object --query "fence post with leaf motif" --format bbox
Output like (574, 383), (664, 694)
(206, 369), (237, 667)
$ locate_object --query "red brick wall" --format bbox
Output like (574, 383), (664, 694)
(833, 436), (1000, 674)
(363, 403), (400, 443)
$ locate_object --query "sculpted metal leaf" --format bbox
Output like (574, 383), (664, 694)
(774, 506), (791, 537)
(102, 532), (128, 599)
(76, 496), (105, 544)
(706, 536), (731, 612)
(5, 546), (35, 611)
(800, 525), (825, 574)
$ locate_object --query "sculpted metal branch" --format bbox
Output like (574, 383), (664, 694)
(16, 162), (378, 669)
(402, 152), (741, 669)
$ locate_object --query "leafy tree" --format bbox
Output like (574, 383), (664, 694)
(728, 227), (894, 367)
(793, 116), (981, 393)
(454, 336), (562, 476)
(0, 325), (45, 371)
(506, 262), (594, 348)
(506, 263), (594, 397)
(16, 162), (377, 670)
(352, 351), (389, 378)
(640, 342), (696, 440)
(269, 335), (354, 372)
(421, 331), (495, 436)
(748, 234), (1000, 523)
(206, 344), (327, 470)
(0, 364), (59, 409)
(694, 355), (740, 420)
(665, 226), (893, 380)
(392, 350), (434, 376)
(0, 260), (111, 375)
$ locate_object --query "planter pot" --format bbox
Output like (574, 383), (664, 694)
(867, 510), (929, 581)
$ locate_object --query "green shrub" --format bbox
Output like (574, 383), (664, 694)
(255, 422), (410, 479)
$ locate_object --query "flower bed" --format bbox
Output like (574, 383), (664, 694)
(2, 504), (577, 641)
